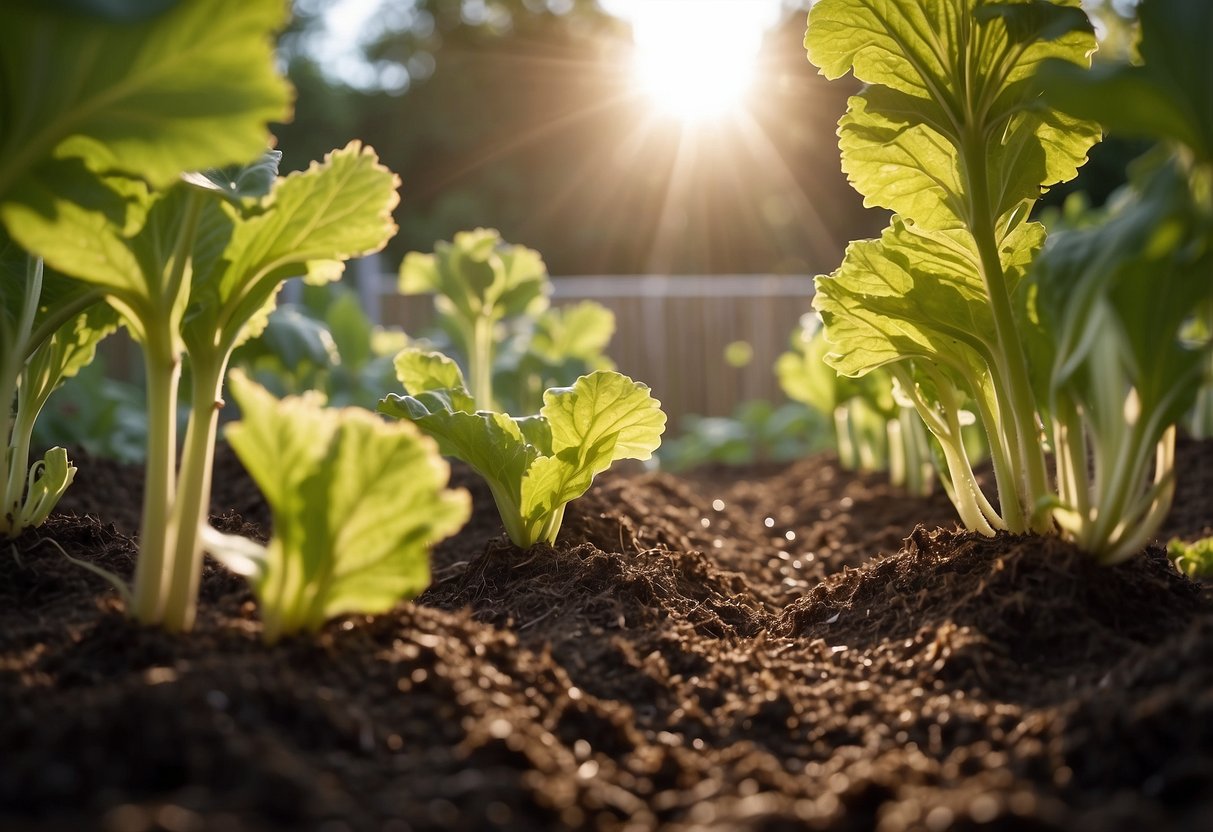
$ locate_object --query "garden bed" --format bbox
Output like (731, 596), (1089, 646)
(2, 438), (1211, 831)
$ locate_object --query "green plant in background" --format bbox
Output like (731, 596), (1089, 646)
(231, 283), (407, 409)
(658, 400), (828, 473)
(776, 321), (937, 496)
(807, 0), (1100, 536)
(400, 229), (617, 414)
(495, 300), (617, 414)
(399, 229), (550, 409)
(0, 0), (290, 541)
(202, 372), (470, 644)
(1169, 537), (1213, 579)
(1029, 0), (1213, 561)
(381, 349), (665, 548)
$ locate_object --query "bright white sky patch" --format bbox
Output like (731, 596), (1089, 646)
(605, 0), (783, 122)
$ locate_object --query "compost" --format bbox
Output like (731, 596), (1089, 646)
(2, 437), (1211, 831)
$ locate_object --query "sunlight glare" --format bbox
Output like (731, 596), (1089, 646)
(619, 0), (778, 122)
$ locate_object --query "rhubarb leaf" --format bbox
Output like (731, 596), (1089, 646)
(215, 372), (470, 643)
(0, 0), (290, 229)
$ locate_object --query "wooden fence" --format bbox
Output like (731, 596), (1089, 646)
(369, 266), (818, 431)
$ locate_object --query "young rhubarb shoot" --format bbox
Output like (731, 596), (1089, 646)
(203, 372), (470, 645)
(1, 241), (115, 536)
(163, 142), (401, 632)
(381, 349), (665, 548)
(807, 0), (1099, 534)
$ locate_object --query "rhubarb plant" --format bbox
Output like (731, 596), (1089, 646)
(7, 144), (400, 630)
(808, 0), (1100, 535)
(0, 0), (289, 539)
(203, 372), (470, 644)
(777, 321), (938, 496)
(1028, 0), (1213, 561)
(381, 349), (665, 548)
(1, 242), (115, 536)
(400, 229), (550, 410)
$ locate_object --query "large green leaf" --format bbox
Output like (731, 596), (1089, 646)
(815, 218), (1044, 378)
(1038, 0), (1213, 161)
(809, 0), (1099, 229)
(220, 372), (469, 642)
(0, 0), (290, 228)
(186, 142), (400, 355)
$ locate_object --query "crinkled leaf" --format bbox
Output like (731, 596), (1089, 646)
(223, 372), (470, 642)
(809, 0), (1098, 229)
(186, 142), (400, 355)
(530, 301), (616, 364)
(1038, 0), (1213, 161)
(0, 0), (290, 229)
(393, 347), (471, 405)
(815, 218), (1045, 378)
(541, 371), (666, 462)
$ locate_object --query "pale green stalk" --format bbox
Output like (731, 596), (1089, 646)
(129, 191), (203, 624)
(161, 355), (230, 632)
(1, 257), (40, 533)
(470, 315), (495, 410)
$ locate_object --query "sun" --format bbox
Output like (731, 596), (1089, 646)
(620, 0), (777, 123)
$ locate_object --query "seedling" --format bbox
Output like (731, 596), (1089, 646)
(381, 349), (665, 548)
(203, 372), (470, 644)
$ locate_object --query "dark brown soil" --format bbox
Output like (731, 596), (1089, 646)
(3, 436), (1212, 831)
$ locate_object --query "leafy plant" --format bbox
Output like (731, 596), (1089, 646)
(807, 0), (1100, 535)
(776, 321), (938, 495)
(202, 372), (470, 644)
(9, 145), (400, 630)
(231, 283), (407, 409)
(658, 400), (827, 473)
(399, 229), (550, 409)
(1169, 537), (1213, 579)
(1028, 0), (1213, 560)
(381, 349), (665, 548)
(1, 245), (116, 536)
(0, 0), (291, 540)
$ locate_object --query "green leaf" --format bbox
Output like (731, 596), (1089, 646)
(380, 370), (665, 548)
(393, 347), (472, 406)
(1038, 0), (1213, 161)
(816, 218), (1044, 378)
(529, 301), (616, 365)
(0, 0), (291, 225)
(219, 371), (470, 643)
(809, 0), (1099, 229)
(542, 371), (666, 463)
(187, 142), (401, 355)
(398, 228), (550, 325)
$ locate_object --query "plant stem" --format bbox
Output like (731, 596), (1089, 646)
(962, 130), (1051, 532)
(470, 316), (495, 410)
(129, 191), (203, 624)
(161, 358), (228, 632)
(1, 256), (43, 536)
(130, 342), (181, 624)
